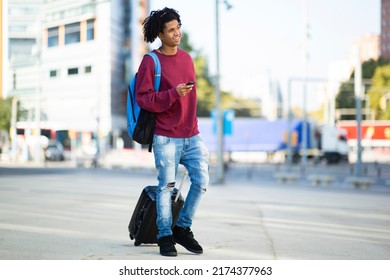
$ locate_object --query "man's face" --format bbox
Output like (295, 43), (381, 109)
(159, 20), (181, 47)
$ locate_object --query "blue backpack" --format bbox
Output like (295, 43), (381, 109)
(127, 52), (161, 152)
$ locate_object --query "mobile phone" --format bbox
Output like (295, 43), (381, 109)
(186, 81), (195, 86)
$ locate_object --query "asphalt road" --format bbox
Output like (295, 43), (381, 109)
(0, 165), (389, 260)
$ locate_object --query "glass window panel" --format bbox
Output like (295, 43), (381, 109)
(87, 19), (95, 41)
(47, 27), (59, 47)
(65, 22), (80, 45)
(67, 68), (78, 75)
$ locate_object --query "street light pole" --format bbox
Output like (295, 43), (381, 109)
(354, 46), (363, 177)
(214, 0), (232, 184)
(301, 0), (309, 167)
(215, 0), (224, 184)
(287, 79), (293, 170)
(11, 97), (18, 162)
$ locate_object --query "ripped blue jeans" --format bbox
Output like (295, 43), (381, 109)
(153, 134), (209, 239)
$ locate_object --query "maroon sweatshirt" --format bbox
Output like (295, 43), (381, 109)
(135, 48), (199, 138)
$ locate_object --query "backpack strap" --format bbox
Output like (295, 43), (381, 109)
(145, 52), (161, 153)
(146, 52), (161, 91)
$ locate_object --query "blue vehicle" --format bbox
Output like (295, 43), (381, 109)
(198, 118), (348, 164)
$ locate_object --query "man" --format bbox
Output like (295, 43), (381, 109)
(136, 7), (209, 257)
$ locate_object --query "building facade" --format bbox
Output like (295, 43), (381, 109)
(382, 0), (390, 60)
(7, 0), (139, 159)
(7, 0), (44, 102)
(350, 34), (380, 63)
(1, 0), (5, 99)
(41, 0), (131, 146)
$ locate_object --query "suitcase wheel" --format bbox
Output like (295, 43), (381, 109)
(134, 240), (141, 246)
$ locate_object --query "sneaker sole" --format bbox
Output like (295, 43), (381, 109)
(160, 251), (177, 257)
(174, 240), (203, 254)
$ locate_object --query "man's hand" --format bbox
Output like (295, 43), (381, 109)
(176, 83), (194, 97)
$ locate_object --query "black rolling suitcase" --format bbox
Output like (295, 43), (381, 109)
(128, 173), (186, 246)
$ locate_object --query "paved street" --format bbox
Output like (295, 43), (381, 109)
(0, 163), (390, 260)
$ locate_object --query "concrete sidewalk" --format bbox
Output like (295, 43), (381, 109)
(101, 149), (390, 189)
(3, 148), (389, 189)
(0, 166), (390, 260)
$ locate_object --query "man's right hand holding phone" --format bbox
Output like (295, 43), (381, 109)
(176, 81), (195, 97)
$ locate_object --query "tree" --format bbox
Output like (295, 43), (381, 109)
(367, 64), (390, 120)
(193, 53), (216, 116)
(350, 57), (389, 80)
(335, 57), (390, 120)
(336, 82), (355, 109)
(0, 97), (12, 133)
(180, 32), (258, 117)
(180, 33), (215, 116)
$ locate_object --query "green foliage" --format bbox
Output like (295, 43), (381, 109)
(336, 83), (355, 109)
(220, 91), (261, 117)
(0, 97), (12, 133)
(194, 54), (216, 116)
(180, 31), (258, 117)
(179, 32), (193, 53)
(350, 57), (390, 80)
(335, 56), (390, 120)
(367, 64), (390, 120)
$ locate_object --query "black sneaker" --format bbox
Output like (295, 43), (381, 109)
(158, 235), (177, 257)
(173, 226), (203, 254)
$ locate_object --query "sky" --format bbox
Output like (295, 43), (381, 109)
(149, 0), (380, 111)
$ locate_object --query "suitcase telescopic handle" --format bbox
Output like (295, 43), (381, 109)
(174, 171), (188, 202)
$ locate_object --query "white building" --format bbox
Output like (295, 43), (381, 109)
(41, 0), (131, 146)
(7, 0), (44, 101)
(8, 0), (136, 157)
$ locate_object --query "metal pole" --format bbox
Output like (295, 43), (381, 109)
(215, 0), (224, 183)
(354, 46), (363, 177)
(34, 91), (41, 162)
(11, 97), (18, 162)
(301, 0), (309, 166)
(34, 63), (42, 163)
(329, 82), (336, 125)
(287, 78), (292, 171)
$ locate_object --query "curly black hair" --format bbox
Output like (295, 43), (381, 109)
(142, 7), (181, 43)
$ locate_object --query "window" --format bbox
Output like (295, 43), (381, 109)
(13, 73), (17, 89)
(65, 22), (80, 45)
(49, 70), (58, 78)
(87, 19), (95, 41)
(48, 27), (59, 47)
(85, 66), (92, 73)
(9, 24), (27, 33)
(68, 68), (78, 75)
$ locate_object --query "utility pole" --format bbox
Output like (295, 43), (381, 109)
(33, 18), (43, 163)
(301, 0), (309, 167)
(214, 0), (232, 184)
(215, 0), (224, 184)
(11, 97), (18, 162)
(354, 46), (363, 177)
(287, 79), (293, 170)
